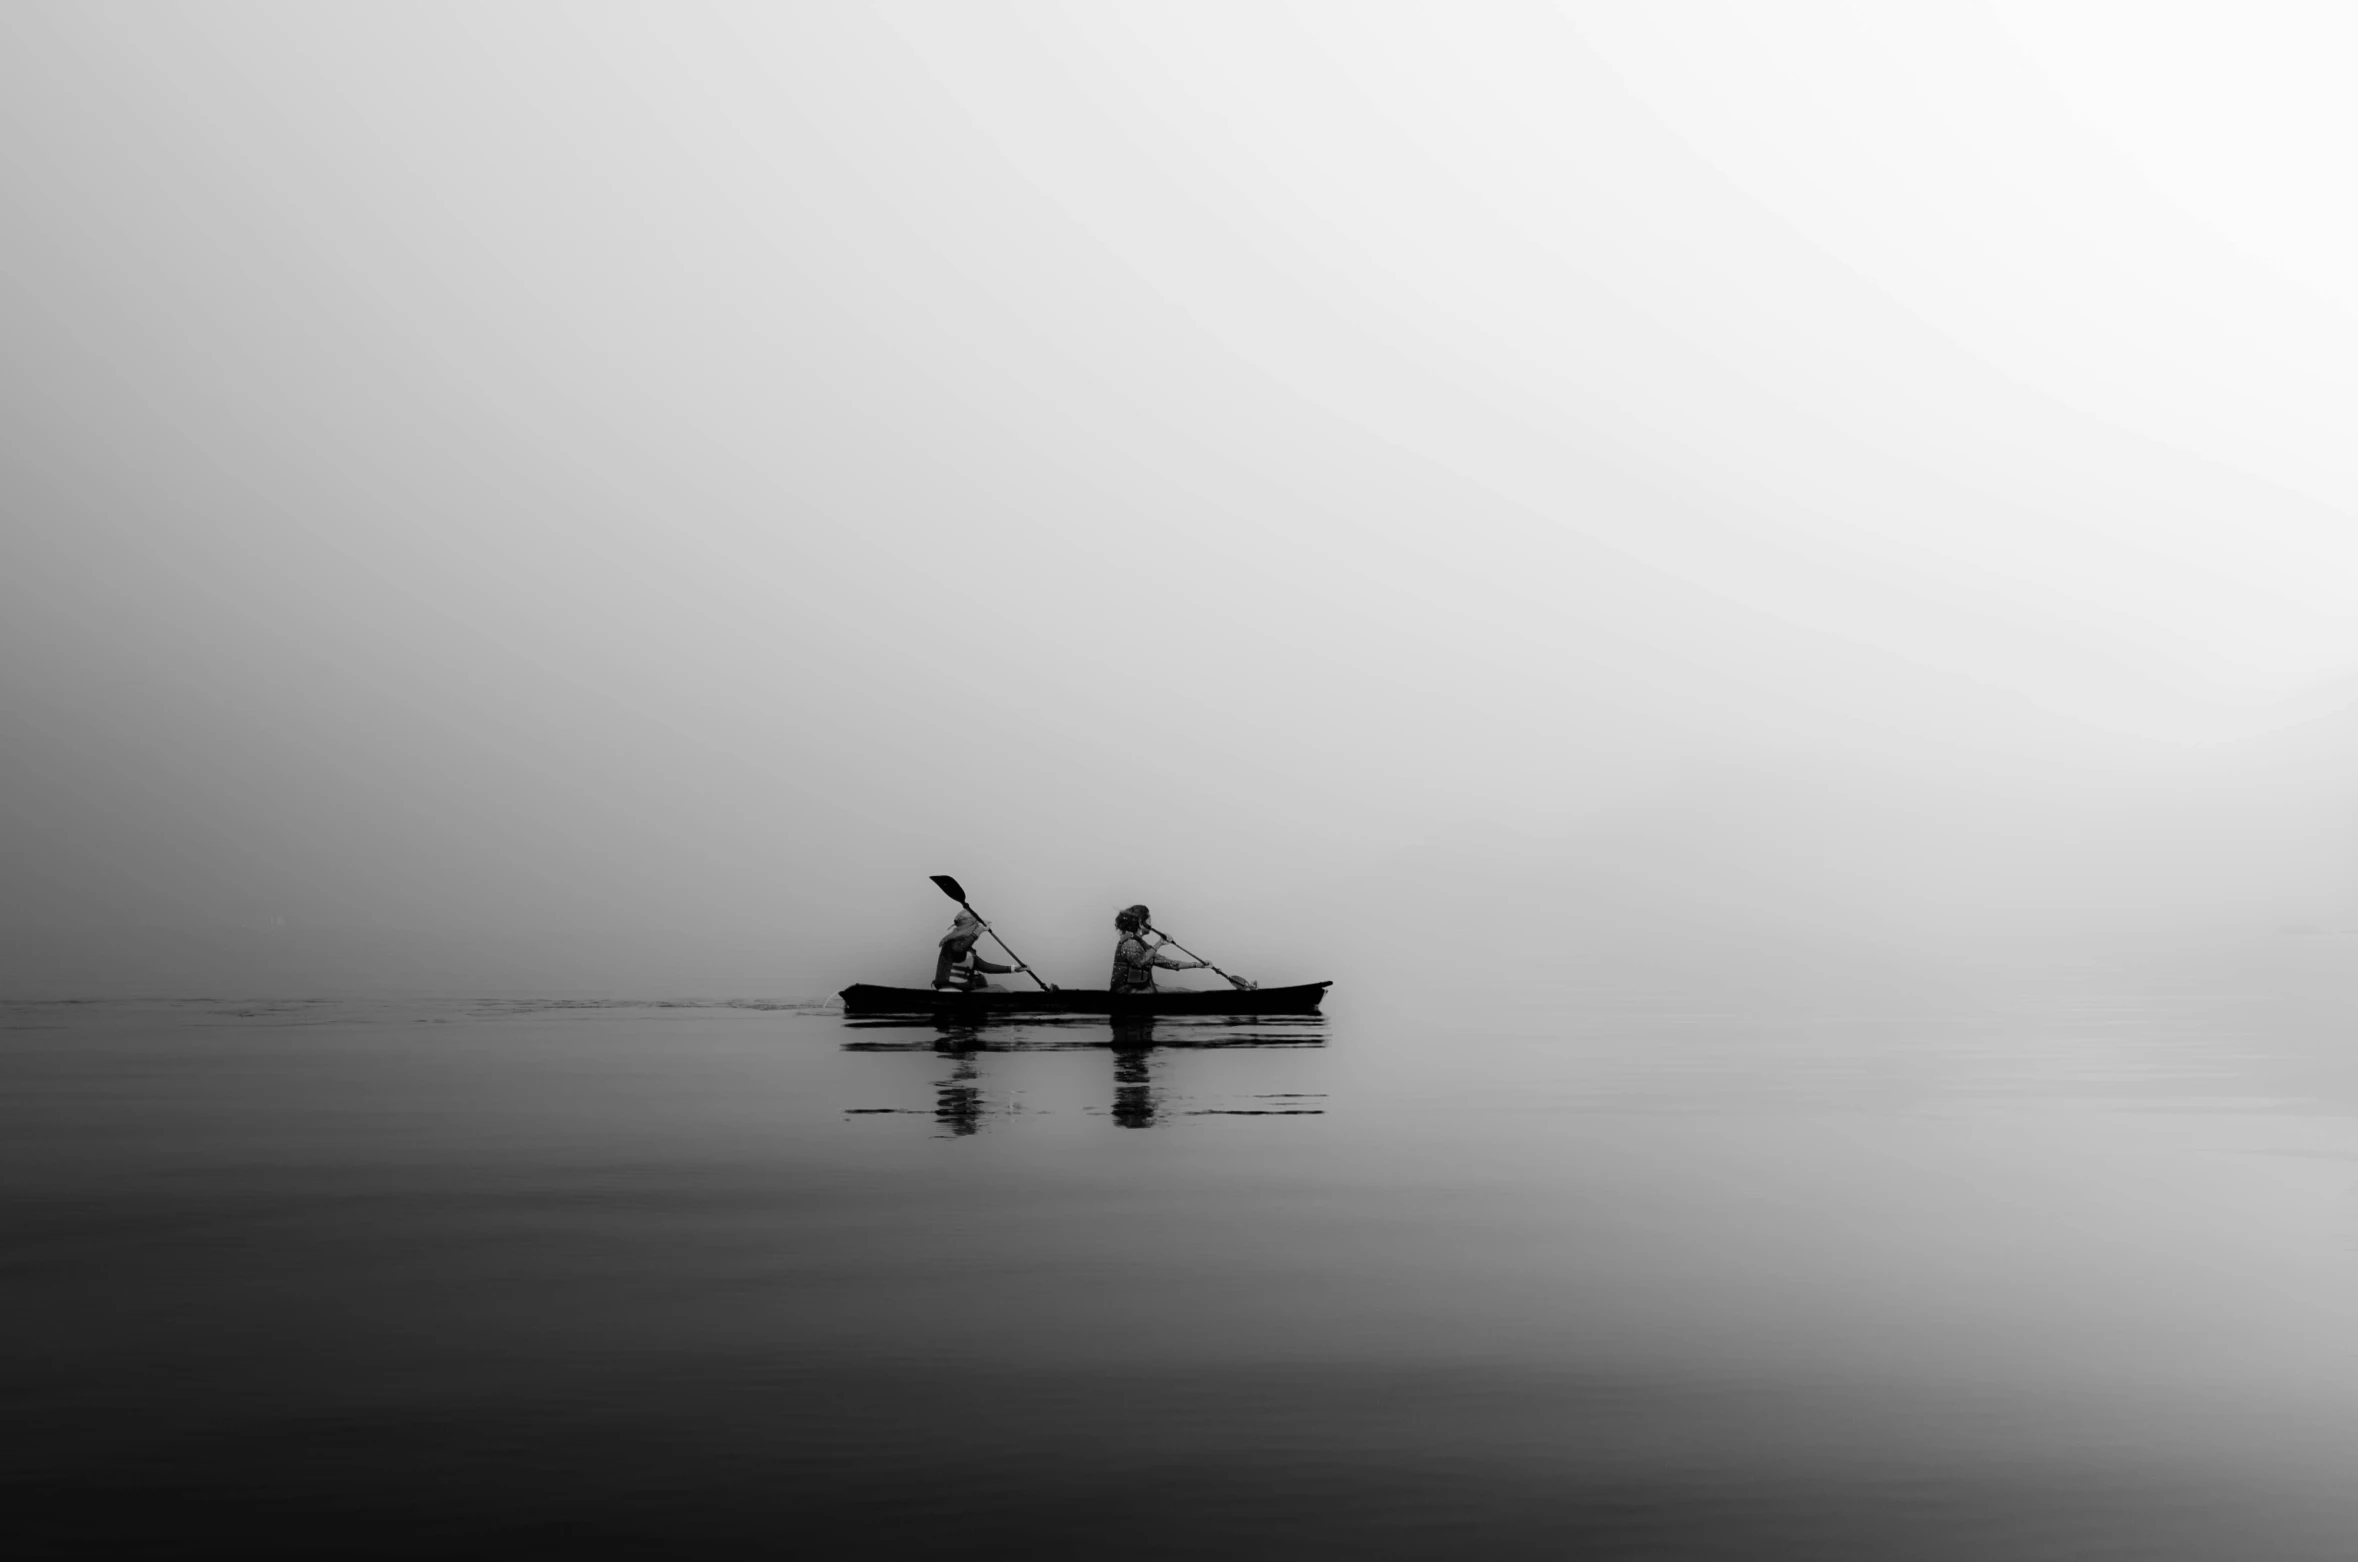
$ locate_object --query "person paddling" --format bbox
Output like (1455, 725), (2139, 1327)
(1109, 904), (1206, 994)
(935, 910), (1025, 992)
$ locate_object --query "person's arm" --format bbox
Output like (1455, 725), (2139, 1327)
(969, 956), (1014, 975)
(1148, 936), (1203, 971)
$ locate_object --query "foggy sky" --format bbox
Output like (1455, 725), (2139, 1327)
(8, 3), (2358, 997)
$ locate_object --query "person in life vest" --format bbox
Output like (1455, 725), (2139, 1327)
(934, 910), (1024, 991)
(1109, 904), (1205, 994)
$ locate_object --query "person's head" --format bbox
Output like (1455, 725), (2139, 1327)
(940, 910), (982, 947)
(1114, 904), (1151, 934)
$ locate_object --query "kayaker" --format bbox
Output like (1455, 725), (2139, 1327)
(935, 910), (1024, 992)
(1109, 904), (1206, 994)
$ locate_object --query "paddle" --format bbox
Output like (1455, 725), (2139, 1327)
(929, 875), (1054, 990)
(1142, 923), (1258, 991)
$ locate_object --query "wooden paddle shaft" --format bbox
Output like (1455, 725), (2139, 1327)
(960, 902), (1052, 991)
(930, 874), (1052, 990)
(1144, 925), (1241, 985)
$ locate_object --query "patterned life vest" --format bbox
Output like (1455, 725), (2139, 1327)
(1109, 934), (1156, 993)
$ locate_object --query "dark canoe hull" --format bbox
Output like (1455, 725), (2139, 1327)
(837, 981), (1332, 1017)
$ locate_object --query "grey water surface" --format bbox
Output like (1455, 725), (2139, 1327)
(13, 966), (2358, 1558)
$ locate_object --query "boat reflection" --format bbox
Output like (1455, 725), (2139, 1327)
(841, 1014), (1327, 1133)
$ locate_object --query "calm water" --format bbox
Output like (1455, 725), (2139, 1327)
(13, 962), (2358, 1557)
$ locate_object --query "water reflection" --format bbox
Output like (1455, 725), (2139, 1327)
(1112, 1025), (1154, 1129)
(842, 1014), (1327, 1133)
(938, 1045), (984, 1136)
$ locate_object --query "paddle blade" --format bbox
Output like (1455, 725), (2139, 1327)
(928, 874), (968, 904)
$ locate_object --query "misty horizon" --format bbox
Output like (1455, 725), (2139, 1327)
(14, 6), (2358, 1001)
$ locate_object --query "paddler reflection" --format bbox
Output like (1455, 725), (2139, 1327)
(926, 1019), (1165, 1131)
(1110, 1015), (1160, 1129)
(933, 1037), (984, 1136)
(841, 1012), (1326, 1135)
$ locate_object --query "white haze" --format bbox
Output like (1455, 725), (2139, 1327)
(6, 2), (2358, 997)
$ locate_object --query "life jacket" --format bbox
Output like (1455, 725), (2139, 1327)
(1109, 934), (1156, 993)
(935, 932), (1010, 990)
(935, 934), (980, 989)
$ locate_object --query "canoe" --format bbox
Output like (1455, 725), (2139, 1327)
(837, 981), (1332, 1017)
